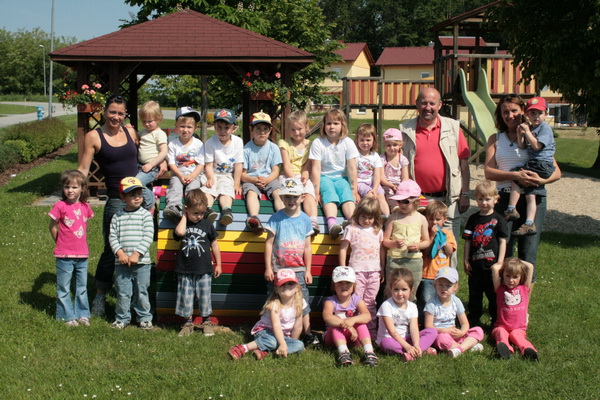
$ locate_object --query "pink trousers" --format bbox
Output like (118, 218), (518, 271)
(324, 323), (372, 347)
(492, 326), (537, 354)
(378, 328), (438, 355)
(353, 271), (380, 335)
(434, 326), (484, 350)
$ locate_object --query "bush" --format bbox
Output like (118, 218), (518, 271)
(2, 117), (72, 161)
(0, 144), (20, 172)
(3, 140), (34, 163)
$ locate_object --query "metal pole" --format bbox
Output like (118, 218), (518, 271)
(48, 0), (55, 117)
(39, 45), (47, 98)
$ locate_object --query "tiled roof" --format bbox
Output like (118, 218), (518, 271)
(375, 47), (433, 66)
(334, 42), (374, 64)
(51, 9), (313, 62)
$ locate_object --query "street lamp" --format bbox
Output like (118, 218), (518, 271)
(39, 44), (47, 98)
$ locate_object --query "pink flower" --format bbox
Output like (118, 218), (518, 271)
(275, 72), (281, 79)
(89, 90), (95, 95)
(94, 83), (102, 89)
(253, 70), (260, 76)
(81, 84), (89, 90)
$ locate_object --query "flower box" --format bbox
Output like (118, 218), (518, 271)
(77, 103), (102, 113)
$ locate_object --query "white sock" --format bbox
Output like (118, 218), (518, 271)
(363, 344), (374, 353)
(337, 345), (349, 354)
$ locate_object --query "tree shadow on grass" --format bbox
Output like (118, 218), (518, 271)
(20, 271), (56, 317)
(8, 172), (62, 196)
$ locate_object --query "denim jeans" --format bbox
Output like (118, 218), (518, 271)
(136, 166), (158, 209)
(56, 258), (90, 322)
(114, 263), (152, 324)
(254, 328), (304, 355)
(417, 278), (436, 323)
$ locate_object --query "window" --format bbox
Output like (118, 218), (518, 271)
(421, 72), (431, 79)
(356, 107), (366, 115)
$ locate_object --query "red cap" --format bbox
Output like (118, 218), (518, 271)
(526, 97), (547, 112)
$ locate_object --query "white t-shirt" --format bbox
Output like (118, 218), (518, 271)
(167, 137), (204, 175)
(203, 134), (244, 175)
(138, 128), (167, 164)
(309, 136), (359, 178)
(357, 151), (383, 184)
(376, 298), (418, 345)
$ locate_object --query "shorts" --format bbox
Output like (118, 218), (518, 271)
(243, 179), (280, 199)
(320, 175), (354, 206)
(511, 159), (555, 196)
(201, 173), (235, 199)
(357, 182), (384, 197)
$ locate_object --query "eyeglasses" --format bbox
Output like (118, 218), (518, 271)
(398, 198), (415, 205)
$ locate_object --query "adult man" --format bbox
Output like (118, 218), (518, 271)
(400, 87), (470, 251)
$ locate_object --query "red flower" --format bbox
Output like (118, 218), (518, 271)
(275, 72), (281, 79)
(246, 72), (251, 77)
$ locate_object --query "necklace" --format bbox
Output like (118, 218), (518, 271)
(507, 133), (517, 147)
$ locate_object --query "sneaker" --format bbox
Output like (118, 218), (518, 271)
(361, 352), (379, 367)
(206, 207), (218, 222)
(504, 209), (520, 221)
(302, 332), (320, 346)
(200, 320), (215, 336)
(253, 349), (269, 360)
(523, 347), (539, 361)
(337, 351), (353, 367)
(163, 205), (182, 221)
(91, 294), (106, 317)
(246, 216), (264, 235)
(402, 352), (414, 362)
(329, 224), (343, 240)
(496, 343), (512, 359)
(311, 220), (320, 236)
(469, 343), (484, 353)
(78, 317), (91, 327)
(139, 321), (153, 330)
(425, 347), (438, 356)
(342, 219), (350, 230)
(448, 348), (463, 358)
(512, 223), (537, 237)
(178, 322), (195, 337)
(219, 208), (234, 226)
(65, 320), (79, 327)
(228, 345), (246, 360)
(111, 321), (127, 329)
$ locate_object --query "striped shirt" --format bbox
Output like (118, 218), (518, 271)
(109, 207), (154, 265)
(494, 132), (527, 189)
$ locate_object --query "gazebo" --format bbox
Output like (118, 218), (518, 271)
(50, 9), (314, 193)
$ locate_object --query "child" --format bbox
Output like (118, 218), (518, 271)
(201, 108), (243, 226)
(277, 110), (320, 234)
(48, 170), (94, 327)
(264, 178), (317, 345)
(383, 179), (430, 300)
(380, 128), (409, 210)
(463, 180), (509, 327)
(228, 269), (305, 360)
(174, 189), (222, 337)
(491, 258), (538, 360)
(135, 100), (168, 208)
(417, 200), (457, 317)
(424, 267), (484, 357)
(109, 177), (155, 329)
(505, 97), (556, 237)
(163, 107), (204, 221)
(322, 267), (378, 367)
(376, 268), (437, 361)
(338, 197), (383, 336)
(355, 123), (390, 216)
(309, 109), (359, 239)
(242, 112), (282, 235)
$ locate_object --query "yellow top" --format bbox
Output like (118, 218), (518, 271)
(387, 221), (422, 259)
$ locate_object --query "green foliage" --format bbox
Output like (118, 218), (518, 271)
(0, 28), (76, 95)
(0, 143), (20, 172)
(2, 118), (72, 163)
(142, 75), (204, 108)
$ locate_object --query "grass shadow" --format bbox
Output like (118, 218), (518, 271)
(558, 163), (600, 179)
(7, 172), (62, 196)
(19, 271), (56, 317)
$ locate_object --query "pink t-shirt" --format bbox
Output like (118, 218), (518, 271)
(495, 283), (530, 331)
(341, 225), (383, 272)
(48, 200), (94, 258)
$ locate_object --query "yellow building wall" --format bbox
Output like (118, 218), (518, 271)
(381, 65), (434, 81)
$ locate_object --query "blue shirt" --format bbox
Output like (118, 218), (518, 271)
(265, 210), (313, 272)
(528, 122), (555, 162)
(424, 294), (465, 328)
(243, 140), (282, 178)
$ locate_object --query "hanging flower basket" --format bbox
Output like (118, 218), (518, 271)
(250, 91), (275, 101)
(77, 103), (102, 113)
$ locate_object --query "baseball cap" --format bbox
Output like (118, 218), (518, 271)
(251, 111), (272, 126)
(175, 106), (201, 122)
(434, 267), (459, 283)
(390, 179), (421, 201)
(214, 108), (237, 124)
(275, 269), (298, 286)
(120, 177), (144, 194)
(526, 97), (547, 112)
(383, 128), (403, 142)
(332, 266), (356, 283)
(279, 178), (304, 196)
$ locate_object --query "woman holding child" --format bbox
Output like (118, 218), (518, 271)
(484, 94), (561, 277)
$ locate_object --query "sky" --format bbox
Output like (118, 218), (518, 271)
(1, 0), (141, 42)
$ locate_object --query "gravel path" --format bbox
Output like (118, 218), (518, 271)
(468, 165), (600, 237)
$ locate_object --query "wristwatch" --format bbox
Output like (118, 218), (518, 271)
(460, 192), (469, 197)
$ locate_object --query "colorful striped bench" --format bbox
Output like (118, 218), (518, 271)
(155, 186), (344, 325)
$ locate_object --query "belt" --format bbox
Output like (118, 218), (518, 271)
(422, 191), (446, 197)
(499, 187), (512, 193)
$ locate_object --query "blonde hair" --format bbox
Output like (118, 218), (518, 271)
(287, 110), (308, 127)
(474, 179), (498, 198)
(386, 268), (415, 297)
(320, 109), (349, 138)
(355, 123), (378, 152)
(351, 197), (382, 233)
(261, 283), (304, 319)
(176, 115), (198, 126)
(500, 257), (528, 285)
(60, 170), (88, 203)
(425, 200), (448, 219)
(139, 101), (163, 122)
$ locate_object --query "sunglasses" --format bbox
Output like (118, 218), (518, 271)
(397, 198), (416, 205)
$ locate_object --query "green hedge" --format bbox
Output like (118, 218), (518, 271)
(0, 118), (72, 169)
(0, 144), (20, 172)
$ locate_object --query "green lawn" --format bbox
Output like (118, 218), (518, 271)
(0, 141), (598, 398)
(0, 104), (38, 115)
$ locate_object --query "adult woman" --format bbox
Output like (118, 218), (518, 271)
(484, 94), (561, 276)
(78, 95), (153, 316)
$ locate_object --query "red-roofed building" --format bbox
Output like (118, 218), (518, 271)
(375, 47), (434, 81)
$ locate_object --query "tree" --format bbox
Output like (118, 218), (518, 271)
(124, 0), (342, 110)
(492, 0), (600, 168)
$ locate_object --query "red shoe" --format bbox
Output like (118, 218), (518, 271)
(253, 349), (269, 360)
(425, 347), (437, 356)
(228, 345), (246, 360)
